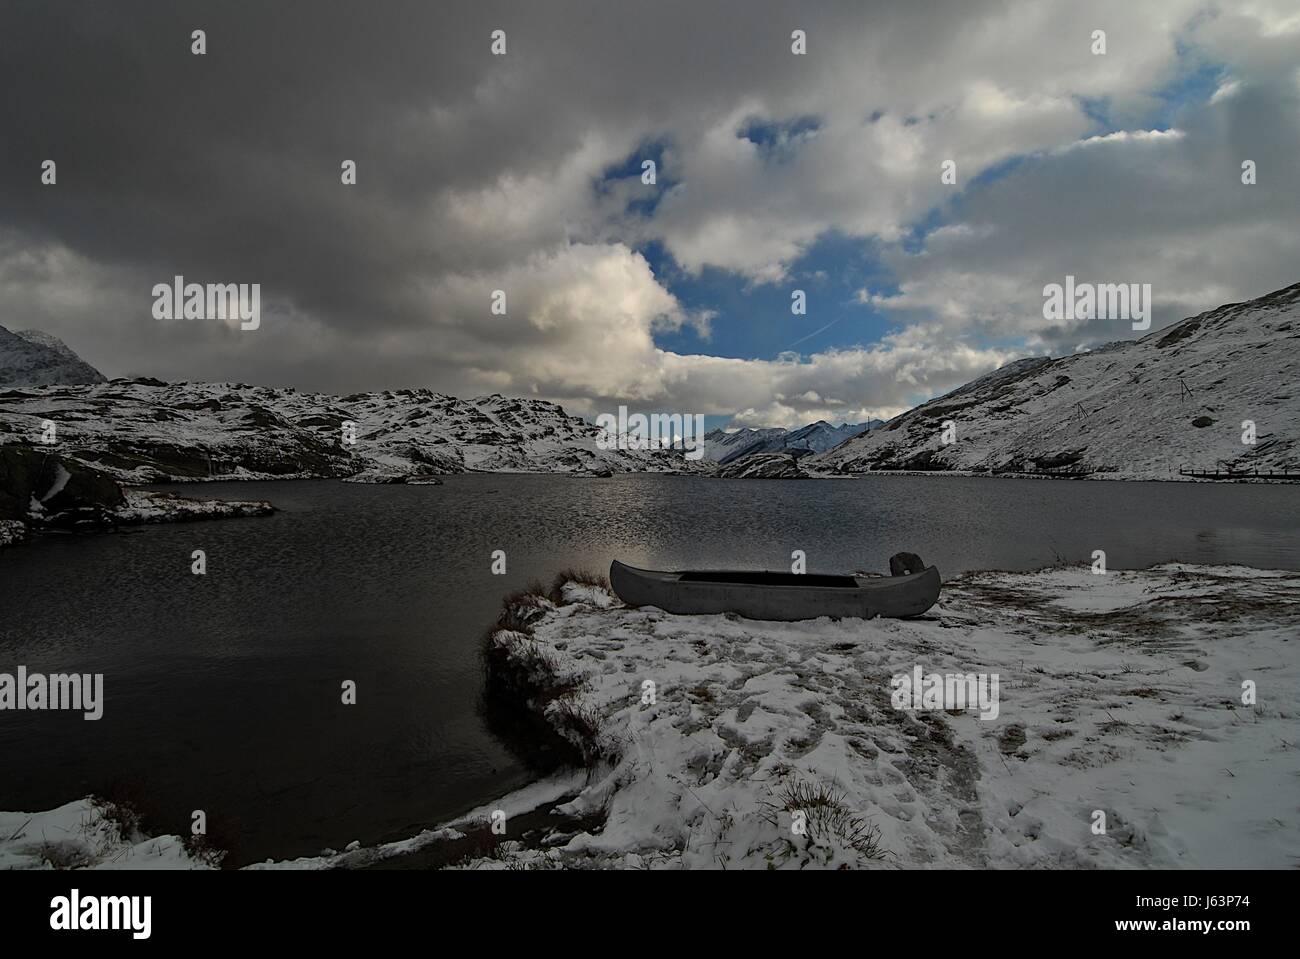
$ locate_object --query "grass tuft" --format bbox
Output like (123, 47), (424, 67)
(760, 777), (886, 865)
(547, 568), (609, 604)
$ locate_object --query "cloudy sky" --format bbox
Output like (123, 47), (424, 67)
(2, 0), (1298, 427)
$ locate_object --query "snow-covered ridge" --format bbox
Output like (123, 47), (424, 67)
(0, 381), (703, 483)
(714, 451), (807, 479)
(813, 282), (1300, 479)
(0, 325), (106, 388)
(705, 420), (877, 464)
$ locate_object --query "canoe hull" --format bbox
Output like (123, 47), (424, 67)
(609, 560), (940, 621)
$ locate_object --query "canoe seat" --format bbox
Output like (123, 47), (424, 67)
(677, 571), (858, 588)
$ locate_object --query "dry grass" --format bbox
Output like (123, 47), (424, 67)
(547, 568), (609, 604)
(482, 571), (618, 769)
(760, 777), (886, 865)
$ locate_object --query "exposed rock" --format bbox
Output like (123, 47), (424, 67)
(0, 381), (704, 482)
(0, 444), (273, 546)
(0, 519), (28, 546)
(0, 445), (124, 523)
(715, 452), (807, 479)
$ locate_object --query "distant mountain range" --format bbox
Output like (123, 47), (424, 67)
(812, 281), (1300, 479)
(5, 281), (1297, 483)
(704, 420), (881, 464)
(0, 325), (106, 387)
(0, 381), (702, 482)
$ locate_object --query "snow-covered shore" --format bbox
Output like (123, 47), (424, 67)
(111, 489), (274, 524)
(0, 489), (274, 549)
(5, 563), (1296, 870)
(0, 444), (275, 548)
(472, 564), (1300, 869)
(0, 799), (212, 871)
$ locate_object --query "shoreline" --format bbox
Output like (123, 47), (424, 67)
(8, 560), (1294, 869)
(460, 562), (1300, 869)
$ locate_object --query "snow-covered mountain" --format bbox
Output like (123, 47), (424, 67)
(813, 282), (1300, 479)
(702, 426), (786, 463)
(0, 380), (701, 482)
(705, 420), (877, 464)
(0, 325), (106, 387)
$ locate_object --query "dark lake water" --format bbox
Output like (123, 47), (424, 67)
(2, 474), (1297, 865)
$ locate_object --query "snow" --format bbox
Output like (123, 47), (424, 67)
(111, 489), (275, 524)
(0, 381), (704, 482)
(0, 519), (29, 546)
(0, 325), (106, 388)
(244, 770), (590, 870)
(705, 421), (878, 464)
(473, 563), (1300, 869)
(40, 464), (71, 503)
(813, 281), (1300, 479)
(714, 451), (807, 478)
(0, 484), (275, 550)
(0, 799), (210, 871)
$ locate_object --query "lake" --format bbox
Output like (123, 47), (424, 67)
(1, 474), (1297, 865)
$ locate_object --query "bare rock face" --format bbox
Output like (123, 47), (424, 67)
(0, 445), (125, 528)
(715, 452), (807, 479)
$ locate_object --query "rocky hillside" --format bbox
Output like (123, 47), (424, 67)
(0, 325), (106, 387)
(714, 452), (807, 479)
(705, 420), (877, 464)
(813, 282), (1300, 479)
(0, 445), (272, 547)
(0, 380), (700, 482)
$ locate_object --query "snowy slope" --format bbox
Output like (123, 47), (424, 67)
(0, 325), (106, 387)
(714, 451), (807, 478)
(0, 380), (701, 482)
(702, 426), (786, 463)
(0, 798), (213, 870)
(813, 282), (1300, 479)
(705, 420), (876, 464)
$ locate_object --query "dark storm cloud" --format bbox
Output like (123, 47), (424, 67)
(1, 0), (887, 328)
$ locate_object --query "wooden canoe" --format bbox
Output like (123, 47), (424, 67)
(609, 559), (940, 621)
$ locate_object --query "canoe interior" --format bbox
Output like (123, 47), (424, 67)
(677, 570), (859, 588)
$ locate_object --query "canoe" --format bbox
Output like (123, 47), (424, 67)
(609, 559), (940, 622)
